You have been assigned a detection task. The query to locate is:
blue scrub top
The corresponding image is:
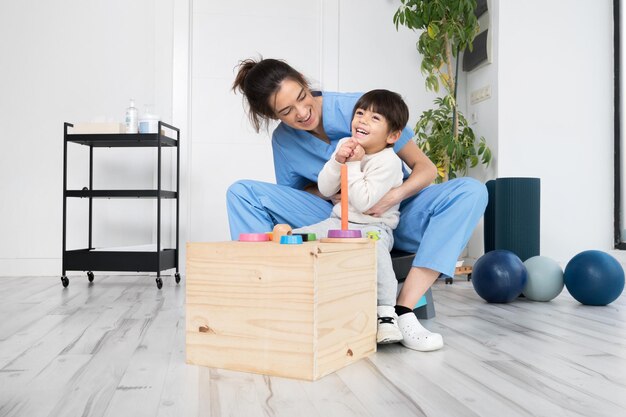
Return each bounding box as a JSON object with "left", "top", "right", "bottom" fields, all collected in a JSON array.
[{"left": 271, "top": 91, "right": 413, "bottom": 190}]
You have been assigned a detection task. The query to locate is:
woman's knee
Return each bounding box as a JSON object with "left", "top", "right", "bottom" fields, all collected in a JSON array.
[
  {"left": 452, "top": 177, "right": 488, "bottom": 209},
  {"left": 226, "top": 179, "right": 261, "bottom": 201}
]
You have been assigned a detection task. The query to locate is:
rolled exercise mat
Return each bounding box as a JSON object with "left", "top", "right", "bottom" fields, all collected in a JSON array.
[
  {"left": 484, "top": 180, "right": 497, "bottom": 253},
  {"left": 483, "top": 177, "right": 540, "bottom": 262}
]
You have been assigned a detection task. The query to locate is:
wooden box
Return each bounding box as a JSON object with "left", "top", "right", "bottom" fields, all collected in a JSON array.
[{"left": 186, "top": 240, "right": 377, "bottom": 381}]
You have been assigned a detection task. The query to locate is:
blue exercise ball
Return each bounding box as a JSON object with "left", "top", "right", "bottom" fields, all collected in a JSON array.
[
  {"left": 564, "top": 250, "right": 625, "bottom": 306},
  {"left": 472, "top": 250, "right": 527, "bottom": 303},
  {"left": 522, "top": 256, "right": 564, "bottom": 301}
]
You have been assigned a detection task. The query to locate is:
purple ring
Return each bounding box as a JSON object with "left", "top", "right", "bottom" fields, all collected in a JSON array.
[{"left": 327, "top": 229, "right": 362, "bottom": 238}]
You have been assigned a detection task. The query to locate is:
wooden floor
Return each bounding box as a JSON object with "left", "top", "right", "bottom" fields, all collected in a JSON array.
[{"left": 0, "top": 274, "right": 625, "bottom": 417}]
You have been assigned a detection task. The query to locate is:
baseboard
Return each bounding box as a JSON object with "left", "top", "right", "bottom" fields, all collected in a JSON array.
[
  {"left": 609, "top": 249, "right": 626, "bottom": 266},
  {"left": 0, "top": 258, "right": 62, "bottom": 277},
  {"left": 0, "top": 258, "right": 183, "bottom": 277}
]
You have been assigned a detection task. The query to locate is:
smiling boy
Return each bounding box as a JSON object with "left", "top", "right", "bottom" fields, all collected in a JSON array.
[{"left": 292, "top": 89, "right": 439, "bottom": 347}]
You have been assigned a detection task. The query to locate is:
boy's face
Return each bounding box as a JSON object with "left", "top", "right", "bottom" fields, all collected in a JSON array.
[{"left": 351, "top": 107, "right": 400, "bottom": 154}]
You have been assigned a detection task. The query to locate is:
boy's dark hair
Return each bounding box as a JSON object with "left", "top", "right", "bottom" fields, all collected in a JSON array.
[{"left": 352, "top": 89, "right": 409, "bottom": 134}]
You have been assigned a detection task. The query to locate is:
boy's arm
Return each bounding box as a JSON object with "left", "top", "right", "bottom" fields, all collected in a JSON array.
[
  {"left": 317, "top": 137, "right": 354, "bottom": 197},
  {"left": 346, "top": 152, "right": 404, "bottom": 213},
  {"left": 317, "top": 158, "right": 342, "bottom": 197}
]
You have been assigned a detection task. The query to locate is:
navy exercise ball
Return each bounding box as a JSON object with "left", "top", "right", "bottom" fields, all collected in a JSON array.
[
  {"left": 564, "top": 250, "right": 625, "bottom": 306},
  {"left": 472, "top": 250, "right": 528, "bottom": 303}
]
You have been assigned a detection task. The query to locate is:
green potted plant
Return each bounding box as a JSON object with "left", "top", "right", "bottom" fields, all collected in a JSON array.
[{"left": 393, "top": 0, "right": 491, "bottom": 182}]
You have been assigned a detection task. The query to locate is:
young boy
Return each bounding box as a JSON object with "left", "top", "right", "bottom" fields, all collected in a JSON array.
[{"left": 293, "top": 89, "right": 411, "bottom": 345}]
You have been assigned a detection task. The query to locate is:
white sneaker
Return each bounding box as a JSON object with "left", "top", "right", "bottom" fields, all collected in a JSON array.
[
  {"left": 377, "top": 306, "right": 403, "bottom": 344},
  {"left": 398, "top": 312, "right": 443, "bottom": 351}
]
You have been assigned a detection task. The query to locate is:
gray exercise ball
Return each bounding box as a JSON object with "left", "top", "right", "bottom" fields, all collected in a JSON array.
[{"left": 522, "top": 256, "right": 564, "bottom": 301}]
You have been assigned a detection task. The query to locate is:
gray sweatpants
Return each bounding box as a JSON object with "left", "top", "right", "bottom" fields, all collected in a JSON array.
[{"left": 292, "top": 218, "right": 397, "bottom": 306}]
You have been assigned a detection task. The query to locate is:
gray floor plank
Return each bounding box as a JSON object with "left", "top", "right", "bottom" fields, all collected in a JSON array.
[
  {"left": 47, "top": 318, "right": 150, "bottom": 417},
  {"left": 0, "top": 354, "right": 92, "bottom": 417},
  {"left": 0, "top": 276, "right": 625, "bottom": 417}
]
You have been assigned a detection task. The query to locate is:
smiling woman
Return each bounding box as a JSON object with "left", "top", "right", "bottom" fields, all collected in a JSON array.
[{"left": 228, "top": 57, "right": 488, "bottom": 352}]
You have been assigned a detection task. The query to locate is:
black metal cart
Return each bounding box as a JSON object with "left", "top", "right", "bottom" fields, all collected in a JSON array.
[{"left": 61, "top": 122, "right": 180, "bottom": 289}]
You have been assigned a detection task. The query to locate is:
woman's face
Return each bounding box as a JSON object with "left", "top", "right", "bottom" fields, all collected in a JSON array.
[{"left": 271, "top": 79, "right": 321, "bottom": 131}]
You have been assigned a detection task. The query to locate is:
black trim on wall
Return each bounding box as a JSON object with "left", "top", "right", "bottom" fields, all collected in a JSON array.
[{"left": 615, "top": 0, "right": 625, "bottom": 249}]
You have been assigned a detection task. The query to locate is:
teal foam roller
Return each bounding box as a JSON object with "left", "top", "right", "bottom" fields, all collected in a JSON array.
[{"left": 484, "top": 177, "right": 540, "bottom": 262}]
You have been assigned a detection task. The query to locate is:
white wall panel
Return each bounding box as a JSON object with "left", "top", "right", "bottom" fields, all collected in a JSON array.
[
  {"left": 188, "top": 0, "right": 323, "bottom": 242},
  {"left": 189, "top": 143, "right": 275, "bottom": 242},
  {"left": 497, "top": 0, "right": 613, "bottom": 264},
  {"left": 337, "top": 0, "right": 437, "bottom": 126},
  {"left": 192, "top": 14, "right": 320, "bottom": 80},
  {"left": 190, "top": 77, "right": 265, "bottom": 146},
  {"left": 0, "top": 0, "right": 175, "bottom": 276}
]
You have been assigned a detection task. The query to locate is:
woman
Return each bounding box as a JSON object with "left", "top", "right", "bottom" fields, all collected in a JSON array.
[{"left": 228, "top": 58, "right": 487, "bottom": 351}]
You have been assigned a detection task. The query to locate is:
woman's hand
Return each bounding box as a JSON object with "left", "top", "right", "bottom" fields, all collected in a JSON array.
[
  {"left": 364, "top": 187, "right": 402, "bottom": 217},
  {"left": 329, "top": 192, "right": 341, "bottom": 205},
  {"left": 305, "top": 183, "right": 341, "bottom": 205}
]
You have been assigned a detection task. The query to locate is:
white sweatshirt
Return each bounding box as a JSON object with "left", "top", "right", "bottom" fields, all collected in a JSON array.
[{"left": 318, "top": 137, "right": 404, "bottom": 229}]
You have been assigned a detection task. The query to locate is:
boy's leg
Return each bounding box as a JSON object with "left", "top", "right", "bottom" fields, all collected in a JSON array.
[
  {"left": 226, "top": 180, "right": 333, "bottom": 239},
  {"left": 361, "top": 225, "right": 397, "bottom": 306},
  {"left": 377, "top": 305, "right": 403, "bottom": 344},
  {"left": 361, "top": 225, "right": 403, "bottom": 344},
  {"left": 292, "top": 218, "right": 340, "bottom": 238}
]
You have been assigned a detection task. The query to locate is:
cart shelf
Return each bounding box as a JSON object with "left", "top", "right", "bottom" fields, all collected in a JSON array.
[
  {"left": 66, "top": 132, "right": 178, "bottom": 147},
  {"left": 66, "top": 190, "right": 177, "bottom": 198},
  {"left": 64, "top": 248, "right": 177, "bottom": 272}
]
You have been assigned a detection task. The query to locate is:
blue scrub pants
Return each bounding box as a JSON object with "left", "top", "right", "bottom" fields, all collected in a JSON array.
[{"left": 226, "top": 178, "right": 488, "bottom": 278}]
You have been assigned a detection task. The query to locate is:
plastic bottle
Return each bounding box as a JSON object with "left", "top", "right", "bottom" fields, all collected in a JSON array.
[
  {"left": 125, "top": 99, "right": 138, "bottom": 133},
  {"left": 139, "top": 105, "right": 160, "bottom": 134}
]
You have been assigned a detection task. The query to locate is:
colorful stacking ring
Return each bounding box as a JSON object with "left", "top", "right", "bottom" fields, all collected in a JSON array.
[
  {"left": 239, "top": 233, "right": 270, "bottom": 242},
  {"left": 327, "top": 229, "right": 362, "bottom": 238},
  {"left": 293, "top": 233, "right": 317, "bottom": 242},
  {"left": 280, "top": 235, "right": 303, "bottom": 245}
]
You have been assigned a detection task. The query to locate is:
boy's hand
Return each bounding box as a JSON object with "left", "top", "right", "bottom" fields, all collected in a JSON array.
[
  {"left": 334, "top": 139, "right": 358, "bottom": 163},
  {"left": 335, "top": 138, "right": 364, "bottom": 163},
  {"left": 346, "top": 142, "right": 365, "bottom": 162}
]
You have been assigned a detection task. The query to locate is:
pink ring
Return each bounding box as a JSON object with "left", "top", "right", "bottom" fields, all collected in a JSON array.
[{"left": 239, "top": 233, "right": 270, "bottom": 242}]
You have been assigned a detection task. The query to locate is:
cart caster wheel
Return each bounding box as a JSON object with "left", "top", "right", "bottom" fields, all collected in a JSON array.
[
  {"left": 175, "top": 273, "right": 181, "bottom": 284},
  {"left": 61, "top": 276, "right": 69, "bottom": 288},
  {"left": 156, "top": 278, "right": 163, "bottom": 289},
  {"left": 87, "top": 271, "right": 94, "bottom": 282},
  {"left": 467, "top": 273, "right": 472, "bottom": 282},
  {"left": 445, "top": 277, "right": 453, "bottom": 285}
]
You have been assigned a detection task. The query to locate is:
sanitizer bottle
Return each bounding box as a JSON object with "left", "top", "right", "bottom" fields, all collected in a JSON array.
[{"left": 125, "top": 99, "right": 138, "bottom": 133}]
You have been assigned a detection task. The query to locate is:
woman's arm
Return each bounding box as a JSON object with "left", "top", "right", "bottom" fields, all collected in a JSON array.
[{"left": 364, "top": 140, "right": 437, "bottom": 216}]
